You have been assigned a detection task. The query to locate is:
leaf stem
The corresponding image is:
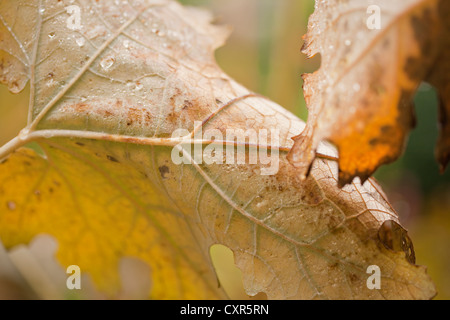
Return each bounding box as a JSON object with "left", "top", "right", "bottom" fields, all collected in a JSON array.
[
  {"left": 0, "top": 128, "right": 341, "bottom": 163},
  {"left": 0, "top": 128, "right": 293, "bottom": 161},
  {"left": 0, "top": 134, "right": 30, "bottom": 161}
]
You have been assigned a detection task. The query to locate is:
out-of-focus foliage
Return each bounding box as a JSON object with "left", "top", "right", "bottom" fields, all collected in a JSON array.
[{"left": 181, "top": 0, "right": 316, "bottom": 120}]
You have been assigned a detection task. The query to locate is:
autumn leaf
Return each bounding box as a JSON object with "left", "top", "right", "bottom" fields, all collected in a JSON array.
[
  {"left": 0, "top": 0, "right": 436, "bottom": 299},
  {"left": 288, "top": 0, "right": 450, "bottom": 186}
]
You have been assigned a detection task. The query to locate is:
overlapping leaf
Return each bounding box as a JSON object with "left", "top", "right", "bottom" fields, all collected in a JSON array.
[{"left": 289, "top": 0, "right": 450, "bottom": 186}]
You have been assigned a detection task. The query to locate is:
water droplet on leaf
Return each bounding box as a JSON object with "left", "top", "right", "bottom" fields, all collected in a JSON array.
[
  {"left": 76, "top": 37, "right": 85, "bottom": 47},
  {"left": 100, "top": 56, "right": 115, "bottom": 71}
]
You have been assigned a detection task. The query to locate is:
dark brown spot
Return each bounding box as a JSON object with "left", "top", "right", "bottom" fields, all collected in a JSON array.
[
  {"left": 107, "top": 155, "right": 119, "bottom": 163},
  {"left": 397, "top": 90, "right": 416, "bottom": 129},
  {"left": 438, "top": 0, "right": 450, "bottom": 29},
  {"left": 183, "top": 100, "right": 193, "bottom": 110},
  {"left": 349, "top": 274, "right": 359, "bottom": 283},
  {"left": 329, "top": 262, "right": 338, "bottom": 269},
  {"left": 127, "top": 107, "right": 143, "bottom": 126},
  {"left": 369, "top": 138, "right": 378, "bottom": 146},
  {"left": 159, "top": 165, "right": 170, "bottom": 179},
  {"left": 380, "top": 125, "right": 393, "bottom": 135},
  {"left": 410, "top": 8, "right": 433, "bottom": 57},
  {"left": 404, "top": 8, "right": 437, "bottom": 82}
]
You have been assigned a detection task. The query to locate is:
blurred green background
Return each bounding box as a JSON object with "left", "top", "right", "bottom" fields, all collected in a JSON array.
[{"left": 1, "top": 0, "right": 449, "bottom": 300}]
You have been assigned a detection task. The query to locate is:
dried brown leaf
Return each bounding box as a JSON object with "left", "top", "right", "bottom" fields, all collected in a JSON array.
[{"left": 289, "top": 0, "right": 450, "bottom": 185}]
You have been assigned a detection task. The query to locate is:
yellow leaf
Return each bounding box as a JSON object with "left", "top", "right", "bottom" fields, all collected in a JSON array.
[{"left": 0, "top": 146, "right": 225, "bottom": 299}]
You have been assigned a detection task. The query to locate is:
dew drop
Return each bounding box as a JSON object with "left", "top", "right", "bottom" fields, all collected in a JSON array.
[
  {"left": 353, "top": 83, "right": 361, "bottom": 92},
  {"left": 256, "top": 200, "right": 268, "bottom": 209},
  {"left": 76, "top": 37, "right": 85, "bottom": 47},
  {"left": 48, "top": 32, "right": 56, "bottom": 40},
  {"left": 42, "top": 131, "right": 53, "bottom": 139},
  {"left": 344, "top": 39, "right": 352, "bottom": 46},
  {"left": 100, "top": 56, "right": 115, "bottom": 71},
  {"left": 123, "top": 40, "right": 130, "bottom": 49},
  {"left": 46, "top": 78, "right": 55, "bottom": 87}
]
